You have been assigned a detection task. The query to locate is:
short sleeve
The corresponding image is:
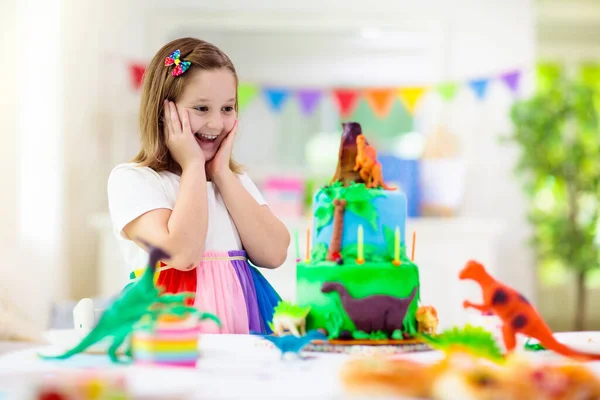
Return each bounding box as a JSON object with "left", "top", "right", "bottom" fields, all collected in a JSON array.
[
  {"left": 107, "top": 164, "right": 172, "bottom": 238},
  {"left": 238, "top": 173, "right": 267, "bottom": 206}
]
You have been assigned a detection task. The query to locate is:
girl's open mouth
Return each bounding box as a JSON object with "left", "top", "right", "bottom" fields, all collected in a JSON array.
[{"left": 195, "top": 133, "right": 218, "bottom": 143}]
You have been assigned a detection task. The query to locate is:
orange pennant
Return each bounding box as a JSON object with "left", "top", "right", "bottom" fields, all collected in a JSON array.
[
  {"left": 364, "top": 88, "right": 396, "bottom": 118},
  {"left": 397, "top": 87, "right": 427, "bottom": 114}
]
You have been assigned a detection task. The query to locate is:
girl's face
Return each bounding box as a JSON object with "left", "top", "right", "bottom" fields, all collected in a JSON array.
[{"left": 176, "top": 68, "right": 237, "bottom": 162}]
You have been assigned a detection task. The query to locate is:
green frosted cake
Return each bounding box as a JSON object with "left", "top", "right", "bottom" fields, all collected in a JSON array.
[{"left": 295, "top": 122, "right": 421, "bottom": 341}]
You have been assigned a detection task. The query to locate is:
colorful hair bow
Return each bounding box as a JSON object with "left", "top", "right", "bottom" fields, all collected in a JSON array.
[{"left": 164, "top": 49, "right": 191, "bottom": 77}]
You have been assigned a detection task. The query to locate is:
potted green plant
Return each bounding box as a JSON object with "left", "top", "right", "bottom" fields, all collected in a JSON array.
[{"left": 506, "top": 66, "right": 600, "bottom": 331}]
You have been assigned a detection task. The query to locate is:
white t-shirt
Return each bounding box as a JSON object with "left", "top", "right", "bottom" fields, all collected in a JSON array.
[{"left": 107, "top": 163, "right": 267, "bottom": 273}]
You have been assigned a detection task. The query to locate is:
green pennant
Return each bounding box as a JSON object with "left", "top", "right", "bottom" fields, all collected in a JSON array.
[
  {"left": 436, "top": 82, "right": 458, "bottom": 102},
  {"left": 237, "top": 83, "right": 259, "bottom": 111}
]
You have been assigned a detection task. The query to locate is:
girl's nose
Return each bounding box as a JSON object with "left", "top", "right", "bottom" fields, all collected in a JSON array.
[{"left": 205, "top": 114, "right": 224, "bottom": 132}]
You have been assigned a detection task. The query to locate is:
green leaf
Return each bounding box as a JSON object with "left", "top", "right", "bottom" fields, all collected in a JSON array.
[
  {"left": 346, "top": 202, "right": 378, "bottom": 230},
  {"left": 311, "top": 242, "right": 328, "bottom": 262},
  {"left": 314, "top": 205, "right": 333, "bottom": 234},
  {"left": 382, "top": 225, "right": 396, "bottom": 259},
  {"left": 352, "top": 330, "right": 370, "bottom": 340},
  {"left": 391, "top": 330, "right": 404, "bottom": 340}
]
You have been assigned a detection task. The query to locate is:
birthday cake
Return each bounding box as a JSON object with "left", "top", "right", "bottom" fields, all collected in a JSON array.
[{"left": 295, "top": 122, "right": 428, "bottom": 341}]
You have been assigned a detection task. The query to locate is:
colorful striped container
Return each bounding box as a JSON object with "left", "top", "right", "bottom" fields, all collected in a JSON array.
[{"left": 131, "top": 316, "right": 201, "bottom": 368}]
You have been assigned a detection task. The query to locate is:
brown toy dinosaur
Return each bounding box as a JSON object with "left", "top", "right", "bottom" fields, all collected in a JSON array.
[
  {"left": 460, "top": 260, "right": 600, "bottom": 361},
  {"left": 322, "top": 282, "right": 417, "bottom": 334},
  {"left": 353, "top": 134, "right": 395, "bottom": 190},
  {"left": 331, "top": 122, "right": 364, "bottom": 186}
]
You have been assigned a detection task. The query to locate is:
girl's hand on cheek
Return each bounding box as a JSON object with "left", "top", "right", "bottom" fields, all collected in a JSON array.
[
  {"left": 163, "top": 100, "right": 205, "bottom": 170},
  {"left": 206, "top": 120, "right": 238, "bottom": 184}
]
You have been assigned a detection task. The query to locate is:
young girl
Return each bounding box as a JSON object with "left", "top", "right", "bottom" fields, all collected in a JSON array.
[{"left": 107, "top": 37, "right": 290, "bottom": 334}]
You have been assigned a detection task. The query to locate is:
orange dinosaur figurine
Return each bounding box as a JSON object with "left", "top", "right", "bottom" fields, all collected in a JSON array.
[
  {"left": 459, "top": 260, "right": 600, "bottom": 361},
  {"left": 353, "top": 134, "right": 395, "bottom": 190}
]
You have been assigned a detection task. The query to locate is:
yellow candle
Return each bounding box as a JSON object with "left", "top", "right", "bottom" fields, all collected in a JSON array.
[
  {"left": 357, "top": 225, "right": 364, "bottom": 264},
  {"left": 305, "top": 227, "right": 311, "bottom": 262},
  {"left": 393, "top": 226, "right": 401, "bottom": 266}
]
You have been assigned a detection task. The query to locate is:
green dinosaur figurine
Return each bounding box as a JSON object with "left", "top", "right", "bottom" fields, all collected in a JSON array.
[
  {"left": 268, "top": 301, "right": 311, "bottom": 337},
  {"left": 418, "top": 324, "right": 504, "bottom": 363},
  {"left": 39, "top": 240, "right": 220, "bottom": 363}
]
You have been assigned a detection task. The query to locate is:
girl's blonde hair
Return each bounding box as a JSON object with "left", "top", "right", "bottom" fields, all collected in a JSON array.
[{"left": 133, "top": 37, "right": 242, "bottom": 174}]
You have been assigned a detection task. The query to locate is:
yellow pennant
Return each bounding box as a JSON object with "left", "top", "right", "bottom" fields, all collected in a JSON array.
[{"left": 397, "top": 87, "right": 427, "bottom": 114}]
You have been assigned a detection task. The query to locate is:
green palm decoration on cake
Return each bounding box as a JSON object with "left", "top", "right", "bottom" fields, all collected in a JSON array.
[{"left": 314, "top": 182, "right": 384, "bottom": 261}]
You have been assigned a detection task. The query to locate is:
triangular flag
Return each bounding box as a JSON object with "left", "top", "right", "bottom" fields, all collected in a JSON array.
[
  {"left": 364, "top": 88, "right": 395, "bottom": 118},
  {"left": 500, "top": 70, "right": 521, "bottom": 94},
  {"left": 238, "top": 83, "right": 259, "bottom": 111},
  {"left": 332, "top": 89, "right": 360, "bottom": 118},
  {"left": 397, "top": 87, "right": 427, "bottom": 114},
  {"left": 296, "top": 89, "right": 323, "bottom": 116},
  {"left": 436, "top": 82, "right": 458, "bottom": 102},
  {"left": 263, "top": 88, "right": 290, "bottom": 112},
  {"left": 468, "top": 78, "right": 490, "bottom": 100},
  {"left": 129, "top": 63, "right": 146, "bottom": 91}
]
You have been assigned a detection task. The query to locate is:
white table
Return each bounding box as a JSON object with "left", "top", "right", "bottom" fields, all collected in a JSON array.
[
  {"left": 0, "top": 334, "right": 445, "bottom": 399},
  {"left": 2, "top": 331, "right": 600, "bottom": 399}
]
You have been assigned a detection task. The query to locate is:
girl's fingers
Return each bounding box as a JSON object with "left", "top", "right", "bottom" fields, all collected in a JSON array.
[
  {"left": 223, "top": 120, "right": 238, "bottom": 150},
  {"left": 169, "top": 101, "right": 182, "bottom": 134},
  {"left": 163, "top": 100, "right": 172, "bottom": 139},
  {"left": 180, "top": 106, "right": 192, "bottom": 134}
]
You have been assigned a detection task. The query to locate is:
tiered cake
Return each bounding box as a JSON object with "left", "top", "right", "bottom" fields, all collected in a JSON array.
[{"left": 295, "top": 122, "right": 421, "bottom": 340}]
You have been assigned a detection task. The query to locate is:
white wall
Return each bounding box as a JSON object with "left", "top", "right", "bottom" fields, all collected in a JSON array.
[
  {"left": 143, "top": 0, "right": 536, "bottom": 296},
  {"left": 10, "top": 0, "right": 537, "bottom": 311},
  {"left": 0, "top": 0, "right": 64, "bottom": 329}
]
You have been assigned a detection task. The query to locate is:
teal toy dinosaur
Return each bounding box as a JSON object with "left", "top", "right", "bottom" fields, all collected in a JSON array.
[
  {"left": 260, "top": 330, "right": 327, "bottom": 360},
  {"left": 39, "top": 240, "right": 220, "bottom": 363}
]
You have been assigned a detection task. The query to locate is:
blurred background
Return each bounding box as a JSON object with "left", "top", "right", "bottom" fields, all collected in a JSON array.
[{"left": 2, "top": 0, "right": 600, "bottom": 332}]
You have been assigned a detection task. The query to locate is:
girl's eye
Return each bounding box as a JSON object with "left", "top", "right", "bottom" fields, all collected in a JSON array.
[
  {"left": 194, "top": 106, "right": 209, "bottom": 112},
  {"left": 222, "top": 106, "right": 235, "bottom": 112}
]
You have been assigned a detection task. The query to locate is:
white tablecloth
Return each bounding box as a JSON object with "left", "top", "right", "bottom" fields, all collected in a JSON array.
[
  {"left": 0, "top": 334, "right": 446, "bottom": 399},
  {"left": 2, "top": 333, "right": 600, "bottom": 399}
]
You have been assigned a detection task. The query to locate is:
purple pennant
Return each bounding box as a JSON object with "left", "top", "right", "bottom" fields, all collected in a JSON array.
[
  {"left": 500, "top": 70, "right": 521, "bottom": 94},
  {"left": 296, "top": 89, "right": 322, "bottom": 116}
]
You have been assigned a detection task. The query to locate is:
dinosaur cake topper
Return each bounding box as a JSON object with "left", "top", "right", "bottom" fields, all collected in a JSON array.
[
  {"left": 330, "top": 122, "right": 395, "bottom": 190},
  {"left": 460, "top": 260, "right": 600, "bottom": 361}
]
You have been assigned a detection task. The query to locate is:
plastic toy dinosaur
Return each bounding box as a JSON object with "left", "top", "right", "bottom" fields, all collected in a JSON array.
[
  {"left": 416, "top": 305, "right": 439, "bottom": 335},
  {"left": 260, "top": 330, "right": 327, "bottom": 360},
  {"left": 460, "top": 260, "right": 600, "bottom": 361},
  {"left": 419, "top": 324, "right": 504, "bottom": 363},
  {"left": 353, "top": 134, "right": 394, "bottom": 190},
  {"left": 268, "top": 301, "right": 311, "bottom": 337},
  {"left": 39, "top": 241, "right": 220, "bottom": 363}
]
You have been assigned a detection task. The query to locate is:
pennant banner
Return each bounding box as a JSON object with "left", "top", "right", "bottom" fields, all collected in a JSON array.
[
  {"left": 124, "top": 60, "right": 525, "bottom": 117},
  {"left": 397, "top": 87, "right": 427, "bottom": 114},
  {"left": 238, "top": 83, "right": 259, "bottom": 111},
  {"left": 128, "top": 63, "right": 146, "bottom": 91},
  {"left": 437, "top": 82, "right": 459, "bottom": 102},
  {"left": 500, "top": 70, "right": 521, "bottom": 94},
  {"left": 263, "top": 88, "right": 290, "bottom": 112},
  {"left": 364, "top": 88, "right": 396, "bottom": 119},
  {"left": 332, "top": 89, "right": 360, "bottom": 118},
  {"left": 469, "top": 78, "right": 490, "bottom": 100},
  {"left": 296, "top": 89, "right": 323, "bottom": 116}
]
